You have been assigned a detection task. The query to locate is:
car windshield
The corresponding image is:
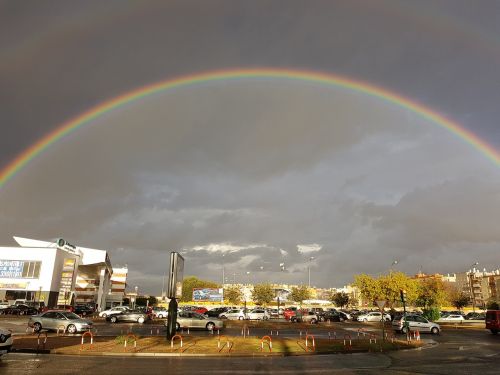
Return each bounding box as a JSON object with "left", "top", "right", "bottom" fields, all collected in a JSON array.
[{"left": 61, "top": 312, "right": 81, "bottom": 320}]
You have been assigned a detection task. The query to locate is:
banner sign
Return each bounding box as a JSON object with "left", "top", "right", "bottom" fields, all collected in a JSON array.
[
  {"left": 192, "top": 288, "right": 223, "bottom": 302},
  {"left": 0, "top": 260, "right": 25, "bottom": 278}
]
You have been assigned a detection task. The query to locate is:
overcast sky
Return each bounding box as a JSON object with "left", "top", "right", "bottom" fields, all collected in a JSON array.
[{"left": 1, "top": 1, "right": 500, "bottom": 294}]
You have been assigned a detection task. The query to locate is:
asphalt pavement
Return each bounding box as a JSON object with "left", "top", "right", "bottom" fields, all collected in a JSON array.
[{"left": 1, "top": 316, "right": 498, "bottom": 374}]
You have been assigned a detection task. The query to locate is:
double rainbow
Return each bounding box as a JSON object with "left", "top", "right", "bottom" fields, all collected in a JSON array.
[{"left": 1, "top": 68, "right": 499, "bottom": 189}]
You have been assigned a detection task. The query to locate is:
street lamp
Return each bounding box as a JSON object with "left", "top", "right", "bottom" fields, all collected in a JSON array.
[
  {"left": 308, "top": 257, "right": 315, "bottom": 288},
  {"left": 469, "top": 262, "right": 479, "bottom": 313}
]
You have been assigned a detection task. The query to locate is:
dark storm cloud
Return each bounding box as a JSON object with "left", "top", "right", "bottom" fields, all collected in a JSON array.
[{"left": 1, "top": 1, "right": 500, "bottom": 292}]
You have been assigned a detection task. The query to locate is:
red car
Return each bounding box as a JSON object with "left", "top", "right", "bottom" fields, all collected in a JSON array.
[
  {"left": 283, "top": 307, "right": 298, "bottom": 320},
  {"left": 486, "top": 310, "right": 500, "bottom": 334},
  {"left": 194, "top": 307, "right": 208, "bottom": 314}
]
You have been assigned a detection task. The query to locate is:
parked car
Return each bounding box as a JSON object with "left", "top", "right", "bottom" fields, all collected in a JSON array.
[
  {"left": 338, "top": 311, "right": 352, "bottom": 321},
  {"left": 269, "top": 308, "right": 284, "bottom": 318},
  {"left": 205, "top": 307, "right": 229, "bottom": 318},
  {"left": 99, "top": 306, "right": 130, "bottom": 318},
  {"left": 392, "top": 314, "right": 440, "bottom": 334},
  {"left": 168, "top": 311, "right": 224, "bottom": 331},
  {"left": 438, "top": 314, "right": 465, "bottom": 322},
  {"left": 283, "top": 307, "right": 298, "bottom": 320},
  {"left": 357, "top": 311, "right": 391, "bottom": 322},
  {"left": 1, "top": 304, "right": 38, "bottom": 316},
  {"left": 465, "top": 312, "right": 486, "bottom": 320},
  {"left": 74, "top": 305, "right": 95, "bottom": 316},
  {"left": 152, "top": 307, "right": 169, "bottom": 319},
  {"left": 485, "top": 310, "right": 499, "bottom": 334},
  {"left": 0, "top": 328, "right": 13, "bottom": 356},
  {"left": 291, "top": 311, "right": 319, "bottom": 324},
  {"left": 109, "top": 310, "right": 149, "bottom": 324},
  {"left": 0, "top": 302, "right": 10, "bottom": 310},
  {"left": 194, "top": 306, "right": 208, "bottom": 314},
  {"left": 246, "top": 308, "right": 270, "bottom": 320},
  {"left": 322, "top": 311, "right": 345, "bottom": 322},
  {"left": 29, "top": 311, "right": 93, "bottom": 334},
  {"left": 219, "top": 308, "right": 247, "bottom": 320}
]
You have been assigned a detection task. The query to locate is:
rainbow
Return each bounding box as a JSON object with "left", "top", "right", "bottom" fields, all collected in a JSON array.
[{"left": 1, "top": 68, "right": 499, "bottom": 189}]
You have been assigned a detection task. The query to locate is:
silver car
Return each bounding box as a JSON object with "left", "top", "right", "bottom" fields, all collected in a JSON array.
[
  {"left": 166, "top": 311, "right": 223, "bottom": 331},
  {"left": 29, "top": 311, "right": 93, "bottom": 334},
  {"left": 392, "top": 314, "right": 440, "bottom": 334}
]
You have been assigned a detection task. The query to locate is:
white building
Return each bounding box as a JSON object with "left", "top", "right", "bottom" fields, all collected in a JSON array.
[
  {"left": 105, "top": 266, "right": 128, "bottom": 308},
  {"left": 0, "top": 236, "right": 113, "bottom": 310}
]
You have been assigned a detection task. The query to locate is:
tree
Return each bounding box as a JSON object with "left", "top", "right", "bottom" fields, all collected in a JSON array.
[
  {"left": 224, "top": 285, "right": 243, "bottom": 305},
  {"left": 251, "top": 283, "right": 275, "bottom": 305},
  {"left": 353, "top": 274, "right": 381, "bottom": 306},
  {"left": 289, "top": 285, "right": 311, "bottom": 305},
  {"left": 354, "top": 272, "right": 419, "bottom": 308},
  {"left": 450, "top": 291, "right": 470, "bottom": 310},
  {"left": 415, "top": 278, "right": 448, "bottom": 309},
  {"left": 181, "top": 276, "right": 220, "bottom": 302},
  {"left": 330, "top": 292, "right": 349, "bottom": 308},
  {"left": 487, "top": 301, "right": 499, "bottom": 310}
]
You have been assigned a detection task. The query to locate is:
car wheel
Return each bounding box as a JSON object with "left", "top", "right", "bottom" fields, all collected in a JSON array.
[
  {"left": 19, "top": 311, "right": 25, "bottom": 316},
  {"left": 311, "top": 318, "right": 318, "bottom": 324},
  {"left": 102, "top": 313, "right": 107, "bottom": 318},
  {"left": 431, "top": 327, "right": 439, "bottom": 335},
  {"left": 176, "top": 322, "right": 180, "bottom": 331},
  {"left": 363, "top": 318, "right": 367, "bottom": 322},
  {"left": 33, "top": 322, "right": 42, "bottom": 333},
  {"left": 238, "top": 316, "right": 244, "bottom": 320},
  {"left": 138, "top": 317, "right": 145, "bottom": 324},
  {"left": 206, "top": 322, "right": 215, "bottom": 331},
  {"left": 385, "top": 318, "right": 391, "bottom": 322},
  {"left": 158, "top": 314, "right": 163, "bottom": 319},
  {"left": 67, "top": 324, "right": 77, "bottom": 334},
  {"left": 291, "top": 317, "right": 296, "bottom": 323},
  {"left": 110, "top": 316, "right": 118, "bottom": 323},
  {"left": 220, "top": 315, "right": 227, "bottom": 320},
  {"left": 263, "top": 316, "right": 269, "bottom": 320},
  {"left": 401, "top": 326, "right": 408, "bottom": 334}
]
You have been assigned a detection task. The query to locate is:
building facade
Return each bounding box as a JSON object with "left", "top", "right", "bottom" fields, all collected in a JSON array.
[{"left": 0, "top": 236, "right": 114, "bottom": 311}]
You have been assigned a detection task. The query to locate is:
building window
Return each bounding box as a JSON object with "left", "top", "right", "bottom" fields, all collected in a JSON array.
[{"left": 21, "top": 261, "right": 42, "bottom": 278}]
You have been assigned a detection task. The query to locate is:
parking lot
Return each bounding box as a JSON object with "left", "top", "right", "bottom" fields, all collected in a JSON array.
[{"left": 0, "top": 313, "right": 498, "bottom": 374}]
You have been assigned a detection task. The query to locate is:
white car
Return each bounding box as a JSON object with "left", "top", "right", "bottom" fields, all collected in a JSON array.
[
  {"left": 357, "top": 311, "right": 391, "bottom": 322},
  {"left": 246, "top": 308, "right": 270, "bottom": 320},
  {"left": 153, "top": 308, "right": 169, "bottom": 319},
  {"left": 0, "top": 302, "right": 9, "bottom": 310},
  {"left": 219, "top": 308, "right": 247, "bottom": 320},
  {"left": 438, "top": 314, "right": 465, "bottom": 322},
  {"left": 99, "top": 306, "right": 130, "bottom": 318},
  {"left": 0, "top": 328, "right": 13, "bottom": 357}
]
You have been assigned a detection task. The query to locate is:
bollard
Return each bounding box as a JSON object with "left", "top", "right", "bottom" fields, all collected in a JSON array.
[
  {"left": 415, "top": 330, "right": 420, "bottom": 341},
  {"left": 241, "top": 325, "right": 250, "bottom": 338},
  {"left": 369, "top": 333, "right": 377, "bottom": 344},
  {"left": 217, "top": 335, "right": 229, "bottom": 349},
  {"left": 270, "top": 330, "right": 279, "bottom": 336},
  {"left": 261, "top": 336, "right": 272, "bottom": 352},
  {"left": 171, "top": 334, "right": 183, "bottom": 349},
  {"left": 124, "top": 333, "right": 137, "bottom": 349},
  {"left": 182, "top": 326, "right": 190, "bottom": 334},
  {"left": 80, "top": 331, "right": 94, "bottom": 351},
  {"left": 305, "top": 334, "right": 315, "bottom": 352},
  {"left": 57, "top": 325, "right": 66, "bottom": 336},
  {"left": 37, "top": 332, "right": 48, "bottom": 351},
  {"left": 343, "top": 334, "right": 352, "bottom": 349}
]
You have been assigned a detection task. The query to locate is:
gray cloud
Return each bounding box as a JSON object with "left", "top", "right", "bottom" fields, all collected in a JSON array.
[{"left": 1, "top": 1, "right": 500, "bottom": 293}]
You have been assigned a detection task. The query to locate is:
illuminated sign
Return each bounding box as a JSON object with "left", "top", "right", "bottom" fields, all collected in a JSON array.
[
  {"left": 192, "top": 288, "right": 223, "bottom": 302},
  {"left": 0, "top": 260, "right": 25, "bottom": 278},
  {"left": 0, "top": 282, "right": 27, "bottom": 290}
]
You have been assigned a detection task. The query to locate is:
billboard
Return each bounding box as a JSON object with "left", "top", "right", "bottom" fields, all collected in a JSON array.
[
  {"left": 167, "top": 252, "right": 184, "bottom": 299},
  {"left": 192, "top": 288, "right": 223, "bottom": 302},
  {"left": 0, "top": 260, "right": 25, "bottom": 278}
]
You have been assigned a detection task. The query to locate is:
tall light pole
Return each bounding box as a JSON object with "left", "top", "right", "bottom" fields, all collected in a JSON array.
[
  {"left": 308, "top": 257, "right": 315, "bottom": 288},
  {"left": 469, "top": 262, "right": 479, "bottom": 313},
  {"left": 222, "top": 254, "right": 225, "bottom": 287}
]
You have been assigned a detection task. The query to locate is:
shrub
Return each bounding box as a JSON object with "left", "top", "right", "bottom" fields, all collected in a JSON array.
[{"left": 422, "top": 307, "right": 440, "bottom": 322}]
